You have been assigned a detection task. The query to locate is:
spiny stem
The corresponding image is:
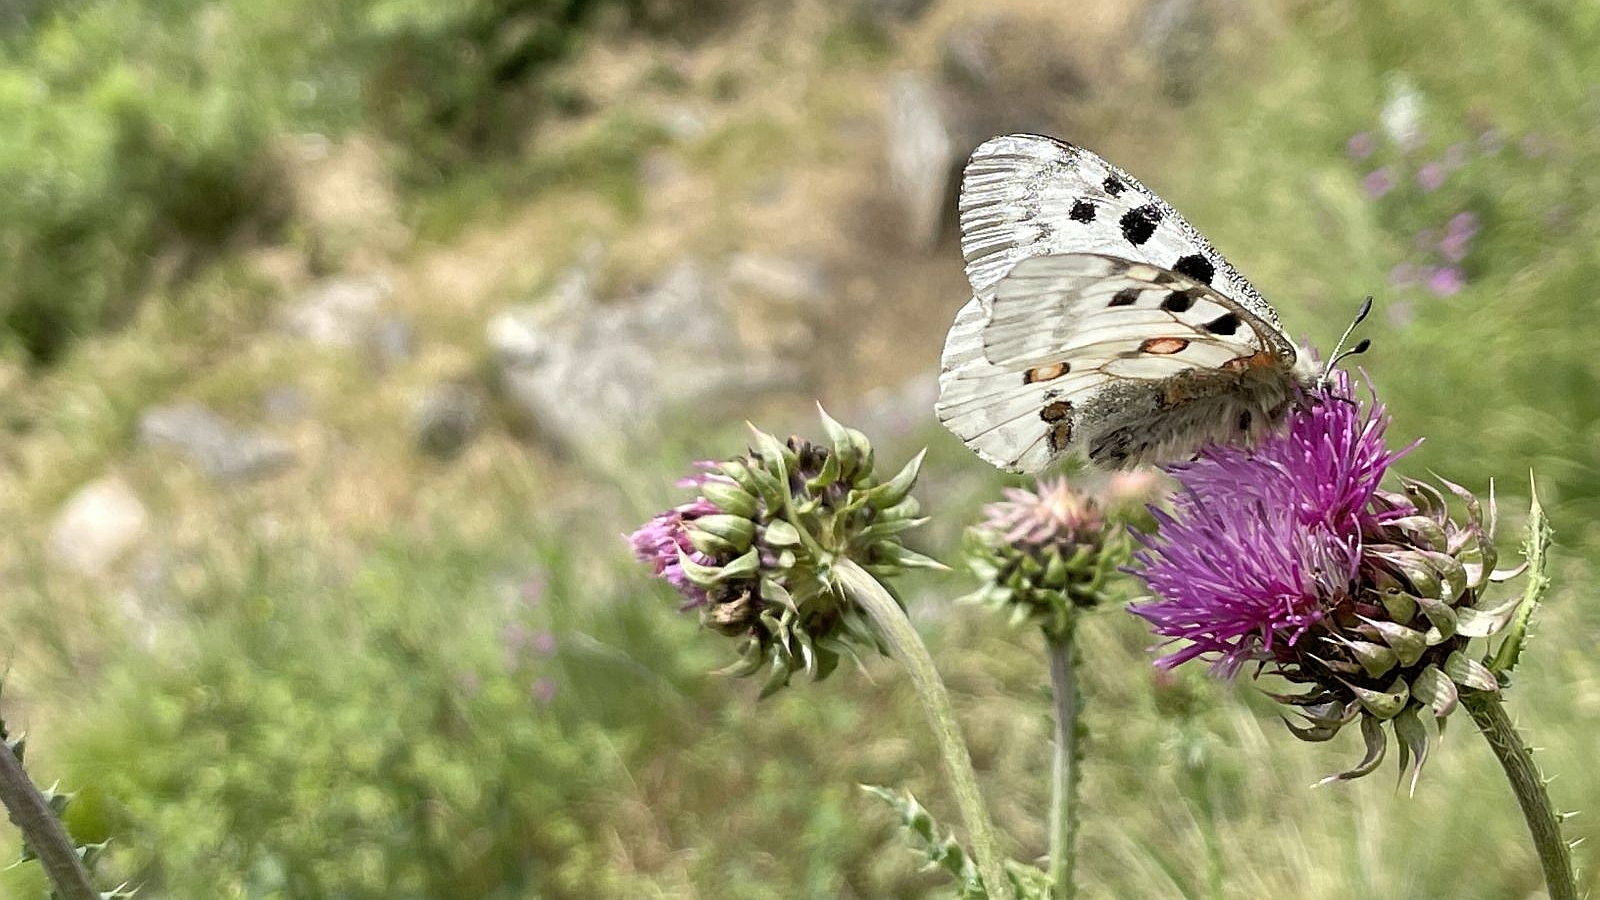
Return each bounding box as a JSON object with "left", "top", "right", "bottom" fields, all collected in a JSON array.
[
  {"left": 1463, "top": 691, "right": 1577, "bottom": 900},
  {"left": 835, "top": 559, "right": 1016, "bottom": 900},
  {"left": 0, "top": 735, "right": 99, "bottom": 900},
  {"left": 1046, "top": 631, "right": 1081, "bottom": 900}
]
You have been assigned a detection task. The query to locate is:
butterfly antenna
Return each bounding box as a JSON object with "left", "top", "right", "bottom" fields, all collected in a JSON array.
[{"left": 1322, "top": 295, "right": 1374, "bottom": 380}]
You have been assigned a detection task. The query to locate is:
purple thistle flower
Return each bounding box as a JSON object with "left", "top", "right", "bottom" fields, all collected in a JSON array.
[
  {"left": 1126, "top": 367, "right": 1542, "bottom": 785},
  {"left": 1130, "top": 370, "right": 1413, "bottom": 674},
  {"left": 628, "top": 482, "right": 723, "bottom": 606}
]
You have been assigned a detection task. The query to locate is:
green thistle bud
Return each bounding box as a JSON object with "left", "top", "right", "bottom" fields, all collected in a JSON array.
[
  {"left": 963, "top": 477, "right": 1131, "bottom": 639},
  {"left": 630, "top": 408, "right": 941, "bottom": 695}
]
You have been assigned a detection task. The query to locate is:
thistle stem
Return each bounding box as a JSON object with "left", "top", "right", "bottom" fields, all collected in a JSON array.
[
  {"left": 1045, "top": 631, "right": 1080, "bottom": 900},
  {"left": 836, "top": 559, "right": 1015, "bottom": 900},
  {"left": 1463, "top": 691, "right": 1576, "bottom": 900},
  {"left": 0, "top": 737, "right": 99, "bottom": 900}
]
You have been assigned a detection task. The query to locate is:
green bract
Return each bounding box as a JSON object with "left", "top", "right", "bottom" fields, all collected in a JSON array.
[{"left": 1276, "top": 477, "right": 1546, "bottom": 789}]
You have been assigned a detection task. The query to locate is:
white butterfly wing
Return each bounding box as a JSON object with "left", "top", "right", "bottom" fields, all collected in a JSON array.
[
  {"left": 959, "top": 133, "right": 1286, "bottom": 334},
  {"left": 936, "top": 253, "right": 1296, "bottom": 473}
]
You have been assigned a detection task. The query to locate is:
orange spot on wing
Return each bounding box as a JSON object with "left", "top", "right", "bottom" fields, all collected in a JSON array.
[
  {"left": 1139, "top": 337, "right": 1190, "bottom": 355},
  {"left": 1025, "top": 362, "right": 1071, "bottom": 383}
]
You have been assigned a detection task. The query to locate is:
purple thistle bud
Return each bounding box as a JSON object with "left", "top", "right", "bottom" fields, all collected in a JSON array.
[
  {"left": 1362, "top": 167, "right": 1396, "bottom": 199},
  {"left": 628, "top": 410, "right": 939, "bottom": 695},
  {"left": 965, "top": 477, "right": 1130, "bottom": 637}
]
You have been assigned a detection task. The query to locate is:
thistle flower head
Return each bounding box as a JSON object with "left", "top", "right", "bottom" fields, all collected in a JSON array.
[
  {"left": 1130, "top": 370, "right": 1539, "bottom": 786},
  {"left": 965, "top": 477, "right": 1131, "bottom": 638},
  {"left": 629, "top": 408, "right": 939, "bottom": 695}
]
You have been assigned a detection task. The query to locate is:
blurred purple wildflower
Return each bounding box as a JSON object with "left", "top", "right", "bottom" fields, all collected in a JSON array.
[
  {"left": 532, "top": 677, "right": 558, "bottom": 705},
  {"left": 1386, "top": 301, "right": 1416, "bottom": 328},
  {"left": 1389, "top": 262, "right": 1421, "bottom": 288},
  {"left": 1362, "top": 167, "right": 1395, "bottom": 199},
  {"left": 1346, "top": 131, "right": 1376, "bottom": 160},
  {"left": 1417, "top": 162, "right": 1447, "bottom": 192},
  {"left": 1427, "top": 266, "right": 1466, "bottom": 296},
  {"left": 1443, "top": 142, "right": 1468, "bottom": 168},
  {"left": 1439, "top": 233, "right": 1471, "bottom": 264},
  {"left": 1130, "top": 370, "right": 1414, "bottom": 674}
]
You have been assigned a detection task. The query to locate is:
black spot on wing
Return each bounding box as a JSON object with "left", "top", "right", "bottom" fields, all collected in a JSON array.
[
  {"left": 1203, "top": 312, "right": 1241, "bottom": 335},
  {"left": 1069, "top": 199, "right": 1096, "bottom": 223},
  {"left": 1108, "top": 288, "right": 1141, "bottom": 307},
  {"left": 1172, "top": 254, "right": 1215, "bottom": 285},
  {"left": 1161, "top": 290, "right": 1195, "bottom": 313},
  {"left": 1040, "top": 400, "right": 1074, "bottom": 422},
  {"left": 1119, "top": 204, "right": 1163, "bottom": 246},
  {"left": 1102, "top": 175, "right": 1126, "bottom": 196}
]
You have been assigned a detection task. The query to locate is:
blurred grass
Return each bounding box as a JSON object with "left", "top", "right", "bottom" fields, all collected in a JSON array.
[{"left": 5, "top": 0, "right": 1600, "bottom": 898}]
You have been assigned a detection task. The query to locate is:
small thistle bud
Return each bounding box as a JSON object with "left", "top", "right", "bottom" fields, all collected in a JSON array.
[
  {"left": 963, "top": 477, "right": 1131, "bottom": 638},
  {"left": 1129, "top": 370, "right": 1542, "bottom": 787},
  {"left": 629, "top": 407, "right": 940, "bottom": 695}
]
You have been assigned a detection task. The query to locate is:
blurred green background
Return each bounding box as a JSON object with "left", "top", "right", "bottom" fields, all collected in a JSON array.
[{"left": 2, "top": 0, "right": 1599, "bottom": 897}]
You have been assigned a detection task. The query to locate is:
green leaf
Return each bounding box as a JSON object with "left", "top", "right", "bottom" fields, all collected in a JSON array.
[
  {"left": 861, "top": 785, "right": 986, "bottom": 898},
  {"left": 1409, "top": 664, "right": 1459, "bottom": 719},
  {"left": 1488, "top": 478, "right": 1550, "bottom": 675},
  {"left": 865, "top": 448, "right": 926, "bottom": 509}
]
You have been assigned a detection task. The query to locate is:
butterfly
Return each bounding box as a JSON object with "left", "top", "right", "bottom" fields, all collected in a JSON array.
[{"left": 936, "top": 133, "right": 1348, "bottom": 473}]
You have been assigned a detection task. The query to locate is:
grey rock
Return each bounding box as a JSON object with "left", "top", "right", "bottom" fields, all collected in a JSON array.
[
  {"left": 658, "top": 106, "right": 707, "bottom": 141},
  {"left": 1138, "top": 0, "right": 1215, "bottom": 103},
  {"left": 139, "top": 402, "right": 296, "bottom": 482},
  {"left": 369, "top": 315, "right": 416, "bottom": 371},
  {"left": 724, "top": 254, "right": 830, "bottom": 307},
  {"left": 489, "top": 258, "right": 797, "bottom": 465},
  {"left": 857, "top": 0, "right": 935, "bottom": 23},
  {"left": 48, "top": 476, "right": 149, "bottom": 575},
  {"left": 262, "top": 385, "right": 311, "bottom": 422},
  {"left": 886, "top": 72, "right": 957, "bottom": 251},
  {"left": 283, "top": 275, "right": 390, "bottom": 348},
  {"left": 412, "top": 383, "right": 483, "bottom": 460}
]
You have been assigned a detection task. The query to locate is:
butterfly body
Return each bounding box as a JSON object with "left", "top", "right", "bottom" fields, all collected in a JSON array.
[{"left": 937, "top": 134, "right": 1318, "bottom": 472}]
